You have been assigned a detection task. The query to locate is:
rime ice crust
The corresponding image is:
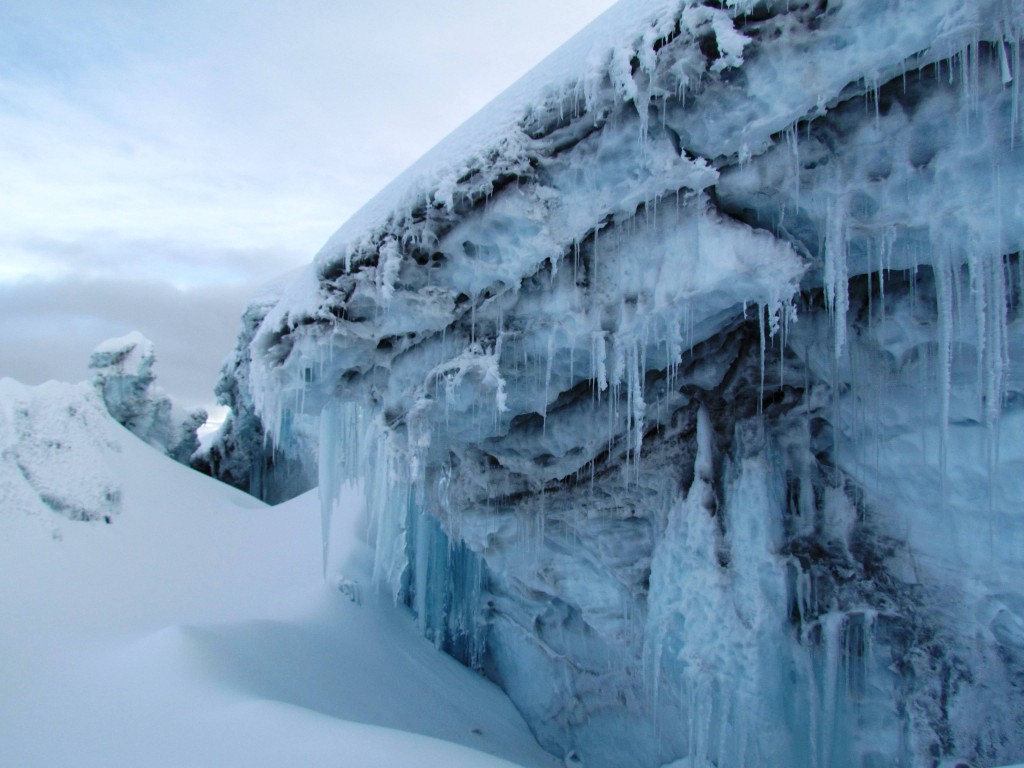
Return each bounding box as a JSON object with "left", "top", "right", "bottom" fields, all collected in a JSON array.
[
  {"left": 89, "top": 332, "right": 206, "bottom": 465},
  {"left": 224, "top": 2, "right": 1024, "bottom": 766},
  {"left": 0, "top": 378, "right": 123, "bottom": 525}
]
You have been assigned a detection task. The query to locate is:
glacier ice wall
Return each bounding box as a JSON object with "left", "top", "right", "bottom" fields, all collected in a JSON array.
[
  {"left": 195, "top": 284, "right": 318, "bottom": 503},
  {"left": 225, "top": 1, "right": 1024, "bottom": 765}
]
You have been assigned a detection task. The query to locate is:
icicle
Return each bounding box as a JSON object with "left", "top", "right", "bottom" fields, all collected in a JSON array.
[
  {"left": 573, "top": 239, "right": 580, "bottom": 285},
  {"left": 758, "top": 302, "right": 766, "bottom": 414},
  {"left": 879, "top": 226, "right": 894, "bottom": 321},
  {"left": 993, "top": 254, "right": 1010, "bottom": 424},
  {"left": 1000, "top": 37, "right": 1014, "bottom": 85},
  {"left": 1013, "top": 35, "right": 1021, "bottom": 146},
  {"left": 610, "top": 333, "right": 625, "bottom": 392},
  {"left": 820, "top": 611, "right": 846, "bottom": 768},
  {"left": 569, "top": 330, "right": 575, "bottom": 384},
  {"left": 630, "top": 339, "right": 646, "bottom": 481},
  {"left": 414, "top": 508, "right": 431, "bottom": 635},
  {"left": 318, "top": 403, "right": 338, "bottom": 578},
  {"left": 934, "top": 253, "right": 953, "bottom": 491},
  {"left": 824, "top": 192, "right": 849, "bottom": 359},
  {"left": 470, "top": 293, "right": 477, "bottom": 343},
  {"left": 376, "top": 237, "right": 402, "bottom": 308},
  {"left": 787, "top": 124, "right": 801, "bottom": 206},
  {"left": 858, "top": 611, "right": 878, "bottom": 701},
  {"left": 865, "top": 74, "right": 880, "bottom": 128},
  {"left": 543, "top": 328, "right": 555, "bottom": 433},
  {"left": 968, "top": 249, "right": 989, "bottom": 423},
  {"left": 795, "top": 562, "right": 813, "bottom": 624},
  {"left": 965, "top": 35, "right": 981, "bottom": 115},
  {"left": 593, "top": 331, "right": 608, "bottom": 399}
]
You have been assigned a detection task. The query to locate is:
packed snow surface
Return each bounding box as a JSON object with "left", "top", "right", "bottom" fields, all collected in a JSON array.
[{"left": 0, "top": 378, "right": 558, "bottom": 768}]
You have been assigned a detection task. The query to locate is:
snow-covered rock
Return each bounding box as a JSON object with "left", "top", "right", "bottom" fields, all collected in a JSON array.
[
  {"left": 90, "top": 331, "right": 206, "bottom": 464},
  {"left": 220, "top": 1, "right": 1024, "bottom": 766}
]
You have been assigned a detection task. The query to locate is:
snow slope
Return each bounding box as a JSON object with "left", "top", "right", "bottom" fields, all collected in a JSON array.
[{"left": 0, "top": 378, "right": 557, "bottom": 768}]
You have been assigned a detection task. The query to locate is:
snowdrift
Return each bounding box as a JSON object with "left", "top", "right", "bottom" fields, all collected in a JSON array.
[{"left": 0, "top": 377, "right": 557, "bottom": 768}]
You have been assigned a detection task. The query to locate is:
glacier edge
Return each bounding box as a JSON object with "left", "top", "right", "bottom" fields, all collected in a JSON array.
[{"left": 214, "top": 2, "right": 1024, "bottom": 766}]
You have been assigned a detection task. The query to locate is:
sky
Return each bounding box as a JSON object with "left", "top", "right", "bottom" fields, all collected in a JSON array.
[{"left": 0, "top": 0, "right": 617, "bottom": 413}]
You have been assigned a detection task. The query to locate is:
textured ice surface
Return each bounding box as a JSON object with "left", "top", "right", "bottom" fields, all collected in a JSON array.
[
  {"left": 223, "top": 1, "right": 1024, "bottom": 766},
  {"left": 196, "top": 276, "right": 318, "bottom": 502},
  {"left": 90, "top": 332, "right": 206, "bottom": 464}
]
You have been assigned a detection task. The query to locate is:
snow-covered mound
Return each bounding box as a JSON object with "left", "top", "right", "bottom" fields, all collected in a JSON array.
[
  {"left": 1, "top": 378, "right": 124, "bottom": 525},
  {"left": 218, "top": 1, "right": 1024, "bottom": 766},
  {"left": 90, "top": 331, "right": 206, "bottom": 464},
  {"left": 0, "top": 379, "right": 557, "bottom": 768}
]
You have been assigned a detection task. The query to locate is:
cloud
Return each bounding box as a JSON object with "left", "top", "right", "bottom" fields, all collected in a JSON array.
[
  {"left": 0, "top": 232, "right": 304, "bottom": 288},
  {"left": 0, "top": 1, "right": 618, "bottom": 284},
  {"left": 0, "top": 276, "right": 264, "bottom": 410},
  {"left": 0, "top": 0, "right": 618, "bottom": 413}
]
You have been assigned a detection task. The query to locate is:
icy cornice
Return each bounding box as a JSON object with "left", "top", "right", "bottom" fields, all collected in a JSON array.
[
  {"left": 312, "top": 0, "right": 686, "bottom": 269},
  {"left": 307, "top": 0, "right": 1021, "bottom": 280},
  {"left": 247, "top": 0, "right": 1024, "bottom": 460}
]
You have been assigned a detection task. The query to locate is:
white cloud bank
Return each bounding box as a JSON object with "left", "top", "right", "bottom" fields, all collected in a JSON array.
[{"left": 0, "top": 0, "right": 617, "bottom": 402}]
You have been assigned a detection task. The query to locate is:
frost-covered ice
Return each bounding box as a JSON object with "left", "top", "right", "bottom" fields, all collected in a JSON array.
[
  {"left": 217, "top": 1, "right": 1024, "bottom": 766},
  {"left": 90, "top": 331, "right": 206, "bottom": 464},
  {"left": 0, "top": 378, "right": 558, "bottom": 768},
  {"left": 197, "top": 277, "right": 318, "bottom": 502},
  {"left": 0, "top": 378, "right": 123, "bottom": 525}
]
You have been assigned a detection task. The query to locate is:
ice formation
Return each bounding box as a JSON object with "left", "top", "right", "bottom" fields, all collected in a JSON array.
[
  {"left": 196, "top": 280, "right": 318, "bottom": 502},
  {"left": 0, "top": 378, "right": 123, "bottom": 525},
  {"left": 219, "top": 1, "right": 1024, "bottom": 765},
  {"left": 90, "top": 332, "right": 206, "bottom": 464}
]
